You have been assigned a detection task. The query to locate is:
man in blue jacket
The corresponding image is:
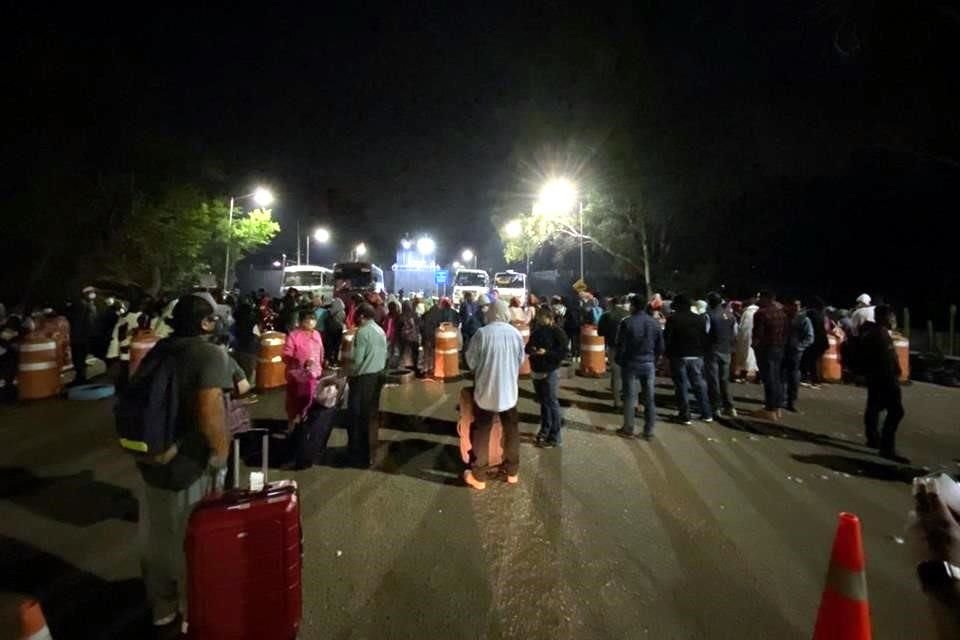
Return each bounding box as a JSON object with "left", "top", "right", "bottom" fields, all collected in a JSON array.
[
  {"left": 615, "top": 295, "right": 664, "bottom": 439},
  {"left": 782, "top": 298, "right": 814, "bottom": 412}
]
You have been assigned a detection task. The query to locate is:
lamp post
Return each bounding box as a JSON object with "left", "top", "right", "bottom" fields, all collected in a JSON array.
[
  {"left": 224, "top": 186, "right": 274, "bottom": 288},
  {"left": 461, "top": 248, "right": 476, "bottom": 268},
  {"left": 353, "top": 242, "right": 367, "bottom": 262},
  {"left": 306, "top": 227, "right": 330, "bottom": 264}
]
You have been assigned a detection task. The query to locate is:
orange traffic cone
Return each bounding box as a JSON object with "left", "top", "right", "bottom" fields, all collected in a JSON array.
[{"left": 813, "top": 512, "right": 871, "bottom": 640}]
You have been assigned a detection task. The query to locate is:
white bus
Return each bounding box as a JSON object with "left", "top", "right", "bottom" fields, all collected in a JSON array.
[
  {"left": 452, "top": 269, "right": 489, "bottom": 305},
  {"left": 280, "top": 265, "right": 334, "bottom": 300},
  {"left": 493, "top": 270, "right": 527, "bottom": 305}
]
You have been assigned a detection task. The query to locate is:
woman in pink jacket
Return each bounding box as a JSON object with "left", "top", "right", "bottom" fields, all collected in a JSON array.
[{"left": 282, "top": 309, "right": 325, "bottom": 428}]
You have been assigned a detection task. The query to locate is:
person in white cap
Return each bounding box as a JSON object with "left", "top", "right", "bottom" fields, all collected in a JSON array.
[{"left": 850, "top": 293, "right": 876, "bottom": 336}]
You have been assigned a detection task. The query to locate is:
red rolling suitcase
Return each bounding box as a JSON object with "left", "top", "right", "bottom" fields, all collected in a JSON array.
[{"left": 185, "top": 434, "right": 302, "bottom": 639}]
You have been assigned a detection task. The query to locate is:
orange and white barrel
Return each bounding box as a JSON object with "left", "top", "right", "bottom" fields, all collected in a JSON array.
[
  {"left": 511, "top": 321, "right": 531, "bottom": 377},
  {"left": 434, "top": 322, "right": 460, "bottom": 379},
  {"left": 17, "top": 333, "right": 61, "bottom": 399},
  {"left": 40, "top": 316, "right": 71, "bottom": 369},
  {"left": 339, "top": 327, "right": 357, "bottom": 369},
  {"left": 819, "top": 334, "right": 843, "bottom": 383},
  {"left": 578, "top": 324, "right": 606, "bottom": 377},
  {"left": 129, "top": 329, "right": 158, "bottom": 375},
  {"left": 256, "top": 331, "right": 287, "bottom": 390},
  {"left": 892, "top": 333, "right": 910, "bottom": 383}
]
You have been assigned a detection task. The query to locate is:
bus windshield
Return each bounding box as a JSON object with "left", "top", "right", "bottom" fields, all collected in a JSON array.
[
  {"left": 494, "top": 272, "right": 525, "bottom": 289},
  {"left": 282, "top": 271, "right": 325, "bottom": 287},
  {"left": 454, "top": 271, "right": 488, "bottom": 287},
  {"left": 334, "top": 264, "right": 374, "bottom": 288}
]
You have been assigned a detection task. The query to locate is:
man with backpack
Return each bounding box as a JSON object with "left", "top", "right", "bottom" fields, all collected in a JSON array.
[{"left": 118, "top": 293, "right": 232, "bottom": 629}]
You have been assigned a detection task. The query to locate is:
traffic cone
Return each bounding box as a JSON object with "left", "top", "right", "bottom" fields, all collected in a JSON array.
[{"left": 813, "top": 512, "right": 871, "bottom": 640}]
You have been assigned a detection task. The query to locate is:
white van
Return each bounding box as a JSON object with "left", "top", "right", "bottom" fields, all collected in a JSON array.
[
  {"left": 493, "top": 270, "right": 527, "bottom": 305},
  {"left": 280, "top": 265, "right": 334, "bottom": 300},
  {"left": 452, "top": 269, "right": 489, "bottom": 306}
]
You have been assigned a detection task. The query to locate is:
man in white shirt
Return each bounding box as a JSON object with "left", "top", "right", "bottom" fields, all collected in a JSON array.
[
  {"left": 849, "top": 293, "right": 876, "bottom": 336},
  {"left": 464, "top": 299, "right": 525, "bottom": 489}
]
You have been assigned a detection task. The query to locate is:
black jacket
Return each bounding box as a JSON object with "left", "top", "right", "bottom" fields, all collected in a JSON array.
[
  {"left": 665, "top": 310, "right": 708, "bottom": 359},
  {"left": 859, "top": 321, "right": 900, "bottom": 383},
  {"left": 598, "top": 306, "right": 629, "bottom": 346},
  {"left": 706, "top": 306, "right": 736, "bottom": 355},
  {"left": 526, "top": 325, "right": 567, "bottom": 373}
]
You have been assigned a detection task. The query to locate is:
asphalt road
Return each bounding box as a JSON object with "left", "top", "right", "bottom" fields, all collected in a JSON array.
[{"left": 1, "top": 366, "right": 957, "bottom": 639}]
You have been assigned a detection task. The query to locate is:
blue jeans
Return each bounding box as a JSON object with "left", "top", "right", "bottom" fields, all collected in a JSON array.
[
  {"left": 533, "top": 370, "right": 563, "bottom": 444},
  {"left": 757, "top": 346, "right": 785, "bottom": 411},
  {"left": 622, "top": 361, "right": 656, "bottom": 435},
  {"left": 670, "top": 357, "right": 711, "bottom": 420}
]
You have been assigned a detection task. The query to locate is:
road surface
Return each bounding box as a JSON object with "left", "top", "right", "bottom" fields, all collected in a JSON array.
[{"left": 1, "top": 367, "right": 956, "bottom": 639}]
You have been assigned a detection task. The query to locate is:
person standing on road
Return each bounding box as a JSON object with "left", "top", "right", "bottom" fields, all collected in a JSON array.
[
  {"left": 704, "top": 292, "right": 737, "bottom": 419},
  {"left": 464, "top": 299, "right": 525, "bottom": 489},
  {"left": 664, "top": 293, "right": 712, "bottom": 425},
  {"left": 733, "top": 296, "right": 759, "bottom": 382},
  {"left": 67, "top": 286, "right": 98, "bottom": 385},
  {"left": 135, "top": 293, "right": 232, "bottom": 629},
  {"left": 616, "top": 295, "right": 665, "bottom": 439},
  {"left": 801, "top": 297, "right": 830, "bottom": 388},
  {"left": 419, "top": 299, "right": 442, "bottom": 377},
  {"left": 563, "top": 295, "right": 582, "bottom": 359},
  {"left": 849, "top": 293, "right": 876, "bottom": 336},
  {"left": 782, "top": 299, "right": 814, "bottom": 413},
  {"left": 282, "top": 309, "right": 325, "bottom": 430},
  {"left": 859, "top": 305, "right": 907, "bottom": 461},
  {"left": 598, "top": 296, "right": 629, "bottom": 410},
  {"left": 346, "top": 303, "right": 387, "bottom": 467},
  {"left": 752, "top": 290, "right": 789, "bottom": 420},
  {"left": 527, "top": 307, "right": 567, "bottom": 448},
  {"left": 324, "top": 297, "right": 346, "bottom": 365},
  {"left": 459, "top": 291, "right": 480, "bottom": 351}
]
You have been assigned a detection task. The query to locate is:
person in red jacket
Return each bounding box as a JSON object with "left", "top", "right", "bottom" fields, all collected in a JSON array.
[{"left": 751, "top": 290, "right": 789, "bottom": 420}]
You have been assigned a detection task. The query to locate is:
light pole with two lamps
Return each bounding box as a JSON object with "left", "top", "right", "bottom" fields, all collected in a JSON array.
[{"left": 224, "top": 186, "right": 274, "bottom": 288}]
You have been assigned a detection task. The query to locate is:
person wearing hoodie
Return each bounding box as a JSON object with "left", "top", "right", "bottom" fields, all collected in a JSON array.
[
  {"left": 598, "top": 296, "right": 630, "bottom": 409},
  {"left": 526, "top": 307, "right": 568, "bottom": 447},
  {"left": 782, "top": 298, "right": 814, "bottom": 413},
  {"left": 664, "top": 293, "right": 712, "bottom": 425}
]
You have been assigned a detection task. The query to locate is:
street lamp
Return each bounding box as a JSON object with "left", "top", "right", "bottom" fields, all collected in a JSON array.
[
  {"left": 536, "top": 178, "right": 583, "bottom": 282},
  {"left": 461, "top": 248, "right": 476, "bottom": 268},
  {"left": 504, "top": 219, "right": 523, "bottom": 239},
  {"left": 354, "top": 242, "right": 367, "bottom": 261},
  {"left": 224, "top": 186, "right": 275, "bottom": 288},
  {"left": 306, "top": 227, "right": 330, "bottom": 264},
  {"left": 416, "top": 236, "right": 435, "bottom": 256}
]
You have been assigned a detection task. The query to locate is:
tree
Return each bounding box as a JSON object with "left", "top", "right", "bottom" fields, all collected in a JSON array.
[{"left": 203, "top": 206, "right": 281, "bottom": 288}]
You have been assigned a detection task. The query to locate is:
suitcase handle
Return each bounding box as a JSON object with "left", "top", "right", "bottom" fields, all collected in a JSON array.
[{"left": 231, "top": 428, "right": 270, "bottom": 490}]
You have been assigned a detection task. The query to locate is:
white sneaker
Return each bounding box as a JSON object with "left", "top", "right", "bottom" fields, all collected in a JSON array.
[{"left": 152, "top": 612, "right": 177, "bottom": 627}]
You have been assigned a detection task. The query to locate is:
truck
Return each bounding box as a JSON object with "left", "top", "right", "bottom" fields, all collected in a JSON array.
[
  {"left": 333, "top": 262, "right": 385, "bottom": 295},
  {"left": 451, "top": 269, "right": 490, "bottom": 305},
  {"left": 493, "top": 270, "right": 527, "bottom": 305}
]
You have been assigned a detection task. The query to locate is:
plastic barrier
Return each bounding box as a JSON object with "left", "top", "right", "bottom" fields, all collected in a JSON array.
[
  {"left": 256, "top": 331, "right": 287, "bottom": 390},
  {"left": 67, "top": 383, "right": 116, "bottom": 401},
  {"left": 434, "top": 322, "right": 460, "bottom": 379},
  {"left": 819, "top": 335, "right": 843, "bottom": 383},
  {"left": 511, "top": 321, "right": 531, "bottom": 377},
  {"left": 17, "top": 333, "right": 61, "bottom": 400},
  {"left": 578, "top": 325, "right": 606, "bottom": 377}
]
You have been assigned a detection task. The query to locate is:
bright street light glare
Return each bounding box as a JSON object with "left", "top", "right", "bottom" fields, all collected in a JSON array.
[
  {"left": 537, "top": 178, "right": 577, "bottom": 215},
  {"left": 504, "top": 220, "right": 523, "bottom": 239},
  {"left": 453, "top": 261, "right": 463, "bottom": 270},
  {"left": 355, "top": 242, "right": 367, "bottom": 257},
  {"left": 400, "top": 238, "right": 413, "bottom": 250},
  {"left": 272, "top": 260, "right": 282, "bottom": 268},
  {"left": 313, "top": 228, "right": 331, "bottom": 243},
  {"left": 416, "top": 236, "right": 435, "bottom": 255},
  {"left": 253, "top": 186, "right": 275, "bottom": 207},
  {"left": 461, "top": 249, "right": 474, "bottom": 262}
]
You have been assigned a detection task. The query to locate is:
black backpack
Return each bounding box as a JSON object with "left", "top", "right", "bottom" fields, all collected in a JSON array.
[{"left": 114, "top": 344, "right": 180, "bottom": 463}]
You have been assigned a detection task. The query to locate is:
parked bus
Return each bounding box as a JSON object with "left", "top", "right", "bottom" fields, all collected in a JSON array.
[
  {"left": 333, "top": 262, "right": 385, "bottom": 295},
  {"left": 452, "top": 269, "right": 489, "bottom": 305},
  {"left": 493, "top": 270, "right": 527, "bottom": 305},
  {"left": 280, "top": 265, "right": 334, "bottom": 300}
]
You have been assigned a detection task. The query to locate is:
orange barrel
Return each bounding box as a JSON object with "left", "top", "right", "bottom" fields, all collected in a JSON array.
[
  {"left": 434, "top": 322, "right": 460, "bottom": 379},
  {"left": 129, "top": 329, "right": 158, "bottom": 375},
  {"left": 512, "top": 321, "right": 531, "bottom": 377},
  {"left": 339, "top": 327, "right": 357, "bottom": 369},
  {"left": 892, "top": 333, "right": 910, "bottom": 383},
  {"left": 256, "top": 331, "right": 287, "bottom": 390},
  {"left": 17, "top": 333, "right": 61, "bottom": 399},
  {"left": 819, "top": 334, "right": 843, "bottom": 383},
  {"left": 578, "top": 324, "right": 606, "bottom": 377}
]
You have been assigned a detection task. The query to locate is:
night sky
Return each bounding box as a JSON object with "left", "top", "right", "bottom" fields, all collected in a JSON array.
[{"left": 5, "top": 3, "right": 957, "bottom": 316}]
